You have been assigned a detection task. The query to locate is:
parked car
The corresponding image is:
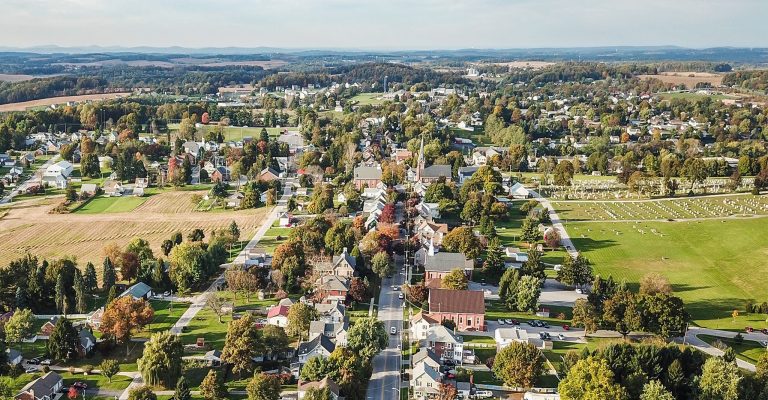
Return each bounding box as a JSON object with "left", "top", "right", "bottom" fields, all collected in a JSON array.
[
  {"left": 558, "top": 333, "right": 565, "bottom": 340},
  {"left": 398, "top": 293, "right": 404, "bottom": 300},
  {"left": 443, "top": 360, "right": 456, "bottom": 367},
  {"left": 40, "top": 359, "right": 51, "bottom": 366},
  {"left": 498, "top": 319, "right": 506, "bottom": 325},
  {"left": 746, "top": 326, "right": 754, "bottom": 333},
  {"left": 473, "top": 390, "right": 493, "bottom": 399},
  {"left": 761, "top": 328, "right": 768, "bottom": 335},
  {"left": 542, "top": 322, "right": 550, "bottom": 329},
  {"left": 72, "top": 382, "right": 88, "bottom": 390},
  {"left": 532, "top": 320, "right": 542, "bottom": 327},
  {"left": 390, "top": 327, "right": 397, "bottom": 335},
  {"left": 510, "top": 319, "right": 519, "bottom": 325},
  {"left": 446, "top": 373, "right": 456, "bottom": 379},
  {"left": 563, "top": 325, "right": 570, "bottom": 331},
  {"left": 24, "top": 367, "right": 36, "bottom": 374},
  {"left": 575, "top": 288, "right": 584, "bottom": 294},
  {"left": 505, "top": 319, "right": 514, "bottom": 325}
]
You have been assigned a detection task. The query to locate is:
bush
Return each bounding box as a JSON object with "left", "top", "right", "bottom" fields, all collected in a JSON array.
[
  {"left": 82, "top": 364, "right": 94, "bottom": 374},
  {"left": 734, "top": 333, "right": 744, "bottom": 345}
]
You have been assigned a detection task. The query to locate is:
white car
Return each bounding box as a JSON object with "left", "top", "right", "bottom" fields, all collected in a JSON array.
[
  {"left": 40, "top": 359, "right": 51, "bottom": 366},
  {"left": 558, "top": 333, "right": 565, "bottom": 340},
  {"left": 24, "top": 367, "right": 36, "bottom": 374},
  {"left": 575, "top": 288, "right": 584, "bottom": 294},
  {"left": 390, "top": 327, "right": 397, "bottom": 335},
  {"left": 473, "top": 390, "right": 493, "bottom": 399},
  {"left": 398, "top": 293, "right": 404, "bottom": 300}
]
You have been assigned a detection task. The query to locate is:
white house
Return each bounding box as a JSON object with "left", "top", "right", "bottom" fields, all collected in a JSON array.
[
  {"left": 494, "top": 327, "right": 530, "bottom": 351},
  {"left": 46, "top": 160, "right": 73, "bottom": 178},
  {"left": 266, "top": 305, "right": 289, "bottom": 327},
  {"left": 410, "top": 312, "right": 438, "bottom": 340},
  {"left": 509, "top": 182, "right": 532, "bottom": 199},
  {"left": 411, "top": 362, "right": 441, "bottom": 399}
]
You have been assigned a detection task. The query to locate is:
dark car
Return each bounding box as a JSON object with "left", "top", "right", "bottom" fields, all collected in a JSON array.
[
  {"left": 746, "top": 326, "right": 754, "bottom": 333},
  {"left": 510, "top": 319, "right": 519, "bottom": 325},
  {"left": 542, "top": 322, "right": 550, "bottom": 329},
  {"left": 72, "top": 382, "right": 88, "bottom": 390}
]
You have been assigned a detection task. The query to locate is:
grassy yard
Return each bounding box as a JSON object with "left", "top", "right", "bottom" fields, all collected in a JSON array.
[
  {"left": 699, "top": 334, "right": 767, "bottom": 365},
  {"left": 137, "top": 300, "right": 190, "bottom": 337},
  {"left": 256, "top": 225, "right": 292, "bottom": 253},
  {"left": 568, "top": 218, "right": 768, "bottom": 330},
  {"left": 75, "top": 196, "right": 148, "bottom": 214},
  {"left": 60, "top": 371, "right": 133, "bottom": 391},
  {"left": 485, "top": 300, "right": 573, "bottom": 325},
  {"left": 350, "top": 92, "right": 387, "bottom": 106}
]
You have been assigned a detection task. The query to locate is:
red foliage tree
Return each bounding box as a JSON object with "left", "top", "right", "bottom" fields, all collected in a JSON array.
[
  {"left": 379, "top": 204, "right": 396, "bottom": 223},
  {"left": 201, "top": 112, "right": 210, "bottom": 124}
]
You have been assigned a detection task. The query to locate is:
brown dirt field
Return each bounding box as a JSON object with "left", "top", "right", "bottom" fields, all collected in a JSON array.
[
  {"left": 638, "top": 72, "right": 723, "bottom": 89},
  {"left": 0, "top": 92, "right": 133, "bottom": 112},
  {"left": 0, "top": 192, "right": 268, "bottom": 271}
]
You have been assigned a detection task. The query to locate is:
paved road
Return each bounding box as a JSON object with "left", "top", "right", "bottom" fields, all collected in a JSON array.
[
  {"left": 0, "top": 155, "right": 59, "bottom": 204},
  {"left": 679, "top": 326, "right": 767, "bottom": 372},
  {"left": 169, "top": 205, "right": 282, "bottom": 335},
  {"left": 366, "top": 255, "right": 405, "bottom": 400},
  {"left": 530, "top": 189, "right": 578, "bottom": 258}
]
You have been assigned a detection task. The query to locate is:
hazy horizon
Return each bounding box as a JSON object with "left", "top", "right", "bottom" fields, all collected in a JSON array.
[{"left": 2, "top": 0, "right": 767, "bottom": 50}]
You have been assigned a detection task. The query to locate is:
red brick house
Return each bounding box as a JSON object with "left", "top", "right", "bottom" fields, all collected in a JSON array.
[
  {"left": 418, "top": 249, "right": 474, "bottom": 283},
  {"left": 353, "top": 165, "right": 382, "bottom": 190},
  {"left": 258, "top": 167, "right": 280, "bottom": 182},
  {"left": 427, "top": 289, "right": 485, "bottom": 332}
]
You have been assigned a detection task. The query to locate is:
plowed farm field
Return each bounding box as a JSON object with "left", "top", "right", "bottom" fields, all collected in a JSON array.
[{"left": 0, "top": 192, "right": 268, "bottom": 270}]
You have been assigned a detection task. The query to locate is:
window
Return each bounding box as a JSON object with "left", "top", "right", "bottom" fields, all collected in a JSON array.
[{"left": 467, "top": 318, "right": 472, "bottom": 326}]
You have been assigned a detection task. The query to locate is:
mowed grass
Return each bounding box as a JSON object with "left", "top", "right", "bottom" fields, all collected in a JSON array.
[
  {"left": 76, "top": 196, "right": 148, "bottom": 214},
  {"left": 568, "top": 218, "right": 768, "bottom": 329},
  {"left": 350, "top": 92, "right": 387, "bottom": 106},
  {"left": 698, "top": 334, "right": 767, "bottom": 365}
]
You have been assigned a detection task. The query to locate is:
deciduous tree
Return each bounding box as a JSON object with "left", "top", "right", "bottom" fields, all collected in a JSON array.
[
  {"left": 492, "top": 342, "right": 545, "bottom": 388},
  {"left": 441, "top": 269, "right": 468, "bottom": 290},
  {"left": 100, "top": 359, "right": 120, "bottom": 383},
  {"left": 347, "top": 317, "right": 388, "bottom": 360},
  {"left": 199, "top": 370, "right": 228, "bottom": 400},
  {"left": 99, "top": 296, "right": 154, "bottom": 345},
  {"left": 138, "top": 332, "right": 183, "bottom": 388},
  {"left": 246, "top": 373, "right": 281, "bottom": 400},
  {"left": 221, "top": 313, "right": 263, "bottom": 376},
  {"left": 558, "top": 357, "right": 628, "bottom": 400}
]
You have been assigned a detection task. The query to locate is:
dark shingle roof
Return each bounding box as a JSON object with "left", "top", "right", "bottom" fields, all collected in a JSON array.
[
  {"left": 429, "top": 289, "right": 485, "bottom": 315},
  {"left": 421, "top": 164, "right": 452, "bottom": 178},
  {"left": 423, "top": 252, "right": 473, "bottom": 272}
]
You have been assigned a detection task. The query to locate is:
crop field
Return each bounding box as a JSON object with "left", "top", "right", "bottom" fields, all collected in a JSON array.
[
  {"left": 0, "top": 92, "right": 132, "bottom": 112},
  {"left": 0, "top": 192, "right": 269, "bottom": 271},
  {"left": 76, "top": 196, "right": 149, "bottom": 214},
  {"left": 553, "top": 195, "right": 768, "bottom": 221},
  {"left": 568, "top": 217, "right": 768, "bottom": 329},
  {"left": 638, "top": 71, "right": 723, "bottom": 88}
]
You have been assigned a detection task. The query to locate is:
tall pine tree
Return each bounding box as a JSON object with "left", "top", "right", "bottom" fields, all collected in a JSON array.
[
  {"left": 83, "top": 262, "right": 98, "bottom": 294},
  {"left": 103, "top": 257, "right": 116, "bottom": 291},
  {"left": 74, "top": 273, "right": 87, "bottom": 314}
]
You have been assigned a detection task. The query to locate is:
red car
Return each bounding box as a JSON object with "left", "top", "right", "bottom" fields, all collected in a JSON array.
[
  {"left": 563, "top": 325, "right": 570, "bottom": 331},
  {"left": 446, "top": 373, "right": 456, "bottom": 379},
  {"left": 746, "top": 326, "right": 754, "bottom": 333}
]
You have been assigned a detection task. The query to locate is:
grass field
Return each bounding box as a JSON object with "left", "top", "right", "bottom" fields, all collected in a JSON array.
[
  {"left": 76, "top": 196, "right": 149, "bottom": 214},
  {"left": 699, "top": 334, "right": 767, "bottom": 364},
  {"left": 350, "top": 92, "right": 388, "bottom": 106},
  {"left": 568, "top": 218, "right": 768, "bottom": 329},
  {"left": 553, "top": 195, "right": 768, "bottom": 221},
  {"left": 638, "top": 72, "right": 723, "bottom": 89}
]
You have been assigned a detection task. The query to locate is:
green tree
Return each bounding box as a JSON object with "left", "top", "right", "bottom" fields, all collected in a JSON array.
[
  {"left": 371, "top": 251, "right": 394, "bottom": 278},
  {"left": 640, "top": 380, "right": 675, "bottom": 400},
  {"left": 199, "top": 370, "right": 228, "bottom": 400},
  {"left": 554, "top": 160, "right": 575, "bottom": 186},
  {"left": 558, "top": 357, "right": 628, "bottom": 400},
  {"left": 498, "top": 269, "right": 520, "bottom": 310},
  {"left": 138, "top": 332, "right": 184, "bottom": 388},
  {"left": 286, "top": 303, "right": 317, "bottom": 338},
  {"left": 221, "top": 313, "right": 263, "bottom": 376},
  {"left": 698, "top": 356, "right": 741, "bottom": 400},
  {"left": 173, "top": 376, "right": 192, "bottom": 400},
  {"left": 303, "top": 387, "right": 332, "bottom": 400},
  {"left": 47, "top": 317, "right": 79, "bottom": 361},
  {"left": 557, "top": 254, "right": 592, "bottom": 288},
  {"left": 682, "top": 157, "right": 707, "bottom": 189},
  {"left": 639, "top": 293, "right": 689, "bottom": 338},
  {"left": 520, "top": 217, "right": 541, "bottom": 244},
  {"left": 521, "top": 248, "right": 545, "bottom": 282},
  {"left": 103, "top": 257, "right": 117, "bottom": 290},
  {"left": 602, "top": 287, "right": 642, "bottom": 338},
  {"left": 83, "top": 262, "right": 98, "bottom": 294},
  {"left": 0, "top": 377, "right": 13, "bottom": 400},
  {"left": 441, "top": 226, "right": 481, "bottom": 259},
  {"left": 483, "top": 237, "right": 505, "bottom": 279},
  {"left": 442, "top": 269, "right": 469, "bottom": 290},
  {"left": 516, "top": 275, "right": 542, "bottom": 313},
  {"left": 246, "top": 373, "right": 281, "bottom": 400},
  {"left": 492, "top": 341, "right": 545, "bottom": 388},
  {"left": 55, "top": 273, "right": 67, "bottom": 313},
  {"left": 5, "top": 308, "right": 34, "bottom": 345},
  {"left": 73, "top": 273, "right": 88, "bottom": 314},
  {"left": 347, "top": 317, "right": 388, "bottom": 360},
  {"left": 300, "top": 356, "right": 330, "bottom": 381},
  {"left": 127, "top": 386, "right": 157, "bottom": 400},
  {"left": 100, "top": 359, "right": 120, "bottom": 383},
  {"left": 168, "top": 242, "right": 209, "bottom": 293},
  {"left": 571, "top": 299, "right": 599, "bottom": 333}
]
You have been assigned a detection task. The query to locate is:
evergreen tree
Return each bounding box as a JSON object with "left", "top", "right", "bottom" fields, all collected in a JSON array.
[
  {"left": 483, "top": 237, "right": 505, "bottom": 279},
  {"left": 47, "top": 318, "right": 79, "bottom": 361},
  {"left": 14, "top": 286, "right": 28, "bottom": 309},
  {"left": 55, "top": 274, "right": 67, "bottom": 314},
  {"left": 173, "top": 376, "right": 192, "bottom": 400},
  {"left": 103, "top": 257, "right": 116, "bottom": 290},
  {"left": 521, "top": 248, "right": 546, "bottom": 282},
  {"left": 83, "top": 262, "right": 98, "bottom": 294},
  {"left": 74, "top": 273, "right": 88, "bottom": 314},
  {"left": 106, "top": 286, "right": 117, "bottom": 306}
]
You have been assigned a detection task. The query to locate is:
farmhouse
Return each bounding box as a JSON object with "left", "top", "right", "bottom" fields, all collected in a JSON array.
[
  {"left": 297, "top": 334, "right": 336, "bottom": 364},
  {"left": 103, "top": 180, "right": 124, "bottom": 197},
  {"left": 411, "top": 361, "right": 442, "bottom": 399},
  {"left": 312, "top": 247, "right": 357, "bottom": 278},
  {"left": 80, "top": 183, "right": 98, "bottom": 196},
  {"left": 315, "top": 275, "right": 350, "bottom": 303},
  {"left": 427, "top": 289, "right": 485, "bottom": 332},
  {"left": 308, "top": 321, "right": 349, "bottom": 347},
  {"left": 425, "top": 325, "right": 468, "bottom": 364},
  {"left": 410, "top": 312, "right": 439, "bottom": 340},
  {"left": 45, "top": 160, "right": 73, "bottom": 177},
  {"left": 41, "top": 174, "right": 67, "bottom": 189}
]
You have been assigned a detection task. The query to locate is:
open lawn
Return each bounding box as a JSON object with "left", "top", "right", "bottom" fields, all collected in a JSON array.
[
  {"left": 0, "top": 191, "right": 268, "bottom": 272},
  {"left": 699, "top": 334, "right": 767, "bottom": 365},
  {"left": 568, "top": 218, "right": 768, "bottom": 329},
  {"left": 60, "top": 371, "right": 133, "bottom": 391},
  {"left": 350, "top": 92, "right": 387, "bottom": 106},
  {"left": 553, "top": 195, "right": 768, "bottom": 221},
  {"left": 485, "top": 300, "right": 572, "bottom": 325},
  {"left": 76, "top": 196, "right": 148, "bottom": 214}
]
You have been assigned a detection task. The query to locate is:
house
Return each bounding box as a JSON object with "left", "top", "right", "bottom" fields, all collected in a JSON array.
[
  {"left": 23, "top": 153, "right": 35, "bottom": 164},
  {"left": 6, "top": 348, "right": 22, "bottom": 366},
  {"left": 119, "top": 282, "right": 153, "bottom": 300},
  {"left": 80, "top": 183, "right": 98, "bottom": 196},
  {"left": 297, "top": 334, "right": 336, "bottom": 364},
  {"left": 508, "top": 182, "right": 532, "bottom": 199},
  {"left": 315, "top": 275, "right": 349, "bottom": 303},
  {"left": 411, "top": 361, "right": 442, "bottom": 399},
  {"left": 314, "top": 301, "right": 346, "bottom": 324},
  {"left": 495, "top": 328, "right": 530, "bottom": 351},
  {"left": 353, "top": 165, "right": 382, "bottom": 190},
  {"left": 278, "top": 212, "right": 292, "bottom": 227},
  {"left": 103, "top": 180, "right": 124, "bottom": 197},
  {"left": 182, "top": 141, "right": 202, "bottom": 160},
  {"left": 457, "top": 166, "right": 480, "bottom": 184},
  {"left": 419, "top": 164, "right": 452, "bottom": 184},
  {"left": 135, "top": 177, "right": 149, "bottom": 188},
  {"left": 15, "top": 371, "right": 63, "bottom": 400},
  {"left": 313, "top": 248, "right": 356, "bottom": 278},
  {"left": 308, "top": 321, "right": 349, "bottom": 347},
  {"left": 87, "top": 307, "right": 104, "bottom": 329},
  {"left": 412, "top": 348, "right": 441, "bottom": 370},
  {"left": 45, "top": 160, "right": 73, "bottom": 177},
  {"left": 204, "top": 349, "right": 223, "bottom": 367},
  {"left": 297, "top": 377, "right": 341, "bottom": 400},
  {"left": 226, "top": 192, "right": 244, "bottom": 208},
  {"left": 415, "top": 221, "right": 449, "bottom": 248},
  {"left": 425, "top": 325, "right": 467, "bottom": 364},
  {"left": 419, "top": 246, "right": 475, "bottom": 283},
  {"left": 211, "top": 166, "right": 231, "bottom": 183},
  {"left": 40, "top": 317, "right": 59, "bottom": 336},
  {"left": 267, "top": 305, "right": 290, "bottom": 327},
  {"left": 427, "top": 289, "right": 485, "bottom": 332},
  {"left": 414, "top": 202, "right": 441, "bottom": 220},
  {"left": 41, "top": 174, "right": 67, "bottom": 189},
  {"left": 258, "top": 167, "right": 280, "bottom": 182},
  {"left": 410, "top": 311, "right": 439, "bottom": 341},
  {"left": 77, "top": 329, "right": 96, "bottom": 357}
]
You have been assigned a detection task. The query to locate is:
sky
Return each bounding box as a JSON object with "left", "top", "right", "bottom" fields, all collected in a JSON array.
[{"left": 1, "top": 0, "right": 767, "bottom": 50}]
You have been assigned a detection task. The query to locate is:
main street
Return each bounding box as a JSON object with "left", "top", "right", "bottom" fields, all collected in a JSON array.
[{"left": 367, "top": 254, "right": 405, "bottom": 400}]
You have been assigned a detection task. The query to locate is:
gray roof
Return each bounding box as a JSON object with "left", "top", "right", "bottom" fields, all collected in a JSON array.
[
  {"left": 309, "top": 321, "right": 348, "bottom": 337},
  {"left": 354, "top": 166, "right": 382, "bottom": 180},
  {"left": 298, "top": 334, "right": 335, "bottom": 356},
  {"left": 458, "top": 166, "right": 480, "bottom": 177},
  {"left": 317, "top": 275, "right": 349, "bottom": 292},
  {"left": 332, "top": 248, "right": 356, "bottom": 269},
  {"left": 421, "top": 164, "right": 452, "bottom": 178},
  {"left": 119, "top": 282, "right": 152, "bottom": 299},
  {"left": 19, "top": 371, "right": 62, "bottom": 396},
  {"left": 6, "top": 348, "right": 21, "bottom": 361},
  {"left": 412, "top": 348, "right": 440, "bottom": 366},
  {"left": 423, "top": 252, "right": 473, "bottom": 272}
]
